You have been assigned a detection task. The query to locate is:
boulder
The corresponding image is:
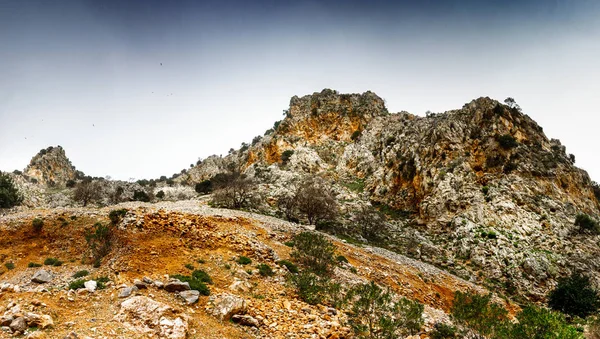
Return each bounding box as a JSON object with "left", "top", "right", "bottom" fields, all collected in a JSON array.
[
  {"left": 164, "top": 279, "right": 190, "bottom": 292},
  {"left": 232, "top": 314, "right": 259, "bottom": 327},
  {"left": 84, "top": 280, "right": 97, "bottom": 292},
  {"left": 31, "top": 270, "right": 53, "bottom": 283},
  {"left": 178, "top": 290, "right": 199, "bottom": 305},
  {"left": 114, "top": 296, "right": 188, "bottom": 339},
  {"left": 208, "top": 293, "right": 247, "bottom": 321},
  {"left": 119, "top": 286, "right": 139, "bottom": 298},
  {"left": 9, "top": 316, "right": 27, "bottom": 333}
]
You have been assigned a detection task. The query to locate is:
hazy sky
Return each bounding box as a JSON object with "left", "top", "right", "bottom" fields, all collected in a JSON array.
[{"left": 1, "top": 0, "right": 599, "bottom": 181}]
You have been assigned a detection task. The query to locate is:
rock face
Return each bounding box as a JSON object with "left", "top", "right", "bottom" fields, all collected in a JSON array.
[
  {"left": 23, "top": 146, "right": 77, "bottom": 187},
  {"left": 114, "top": 296, "right": 188, "bottom": 339},
  {"left": 180, "top": 90, "right": 600, "bottom": 300},
  {"left": 208, "top": 293, "right": 247, "bottom": 321}
]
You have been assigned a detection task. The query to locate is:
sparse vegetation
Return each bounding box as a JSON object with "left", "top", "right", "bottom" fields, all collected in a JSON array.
[
  {"left": 185, "top": 263, "right": 195, "bottom": 270},
  {"left": 0, "top": 171, "right": 23, "bottom": 208},
  {"left": 69, "top": 279, "right": 86, "bottom": 290},
  {"left": 72, "top": 270, "right": 89, "bottom": 278},
  {"left": 277, "top": 260, "right": 299, "bottom": 274},
  {"left": 281, "top": 150, "right": 294, "bottom": 164},
  {"left": 210, "top": 172, "right": 259, "bottom": 209},
  {"left": 32, "top": 218, "right": 44, "bottom": 232},
  {"left": 171, "top": 270, "right": 211, "bottom": 296},
  {"left": 28, "top": 262, "right": 42, "bottom": 268},
  {"left": 108, "top": 209, "right": 127, "bottom": 224},
  {"left": 4, "top": 262, "right": 15, "bottom": 270},
  {"left": 237, "top": 256, "right": 252, "bottom": 265},
  {"left": 43, "top": 257, "right": 63, "bottom": 266},
  {"left": 347, "top": 281, "right": 424, "bottom": 338},
  {"left": 353, "top": 205, "right": 387, "bottom": 242},
  {"left": 291, "top": 231, "right": 336, "bottom": 276},
  {"left": 73, "top": 180, "right": 102, "bottom": 206},
  {"left": 133, "top": 190, "right": 151, "bottom": 202},
  {"left": 257, "top": 263, "right": 274, "bottom": 277},
  {"left": 496, "top": 134, "right": 518, "bottom": 149},
  {"left": 295, "top": 176, "right": 338, "bottom": 225},
  {"left": 195, "top": 180, "right": 213, "bottom": 194},
  {"left": 430, "top": 323, "right": 458, "bottom": 339},
  {"left": 84, "top": 222, "right": 115, "bottom": 267},
  {"left": 575, "top": 213, "right": 600, "bottom": 234}
]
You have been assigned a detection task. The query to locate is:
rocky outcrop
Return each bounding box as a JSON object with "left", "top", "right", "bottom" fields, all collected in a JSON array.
[
  {"left": 23, "top": 146, "right": 77, "bottom": 187},
  {"left": 114, "top": 296, "right": 188, "bottom": 339}
]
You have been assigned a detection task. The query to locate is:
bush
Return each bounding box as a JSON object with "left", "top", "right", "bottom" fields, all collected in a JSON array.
[
  {"left": 170, "top": 272, "right": 210, "bottom": 296},
  {"left": 185, "top": 263, "right": 194, "bottom": 270},
  {"left": 191, "top": 269, "right": 212, "bottom": 284},
  {"left": 210, "top": 172, "right": 258, "bottom": 209},
  {"left": 548, "top": 273, "right": 600, "bottom": 318},
  {"left": 496, "top": 134, "right": 518, "bottom": 149},
  {"left": 336, "top": 255, "right": 348, "bottom": 264},
  {"left": 43, "top": 257, "right": 63, "bottom": 266},
  {"left": 451, "top": 291, "right": 509, "bottom": 337},
  {"left": 108, "top": 209, "right": 127, "bottom": 224},
  {"left": 72, "top": 270, "right": 89, "bottom": 278},
  {"left": 510, "top": 305, "right": 581, "bottom": 339},
  {"left": 348, "top": 281, "right": 424, "bottom": 338},
  {"left": 277, "top": 260, "right": 299, "bottom": 274},
  {"left": 237, "top": 256, "right": 252, "bottom": 265},
  {"left": 156, "top": 190, "right": 165, "bottom": 199},
  {"left": 291, "top": 271, "right": 328, "bottom": 305},
  {"left": 96, "top": 276, "right": 110, "bottom": 290},
  {"left": 575, "top": 214, "right": 600, "bottom": 234},
  {"left": 4, "top": 262, "right": 15, "bottom": 270},
  {"left": 32, "top": 218, "right": 44, "bottom": 232},
  {"left": 291, "top": 231, "right": 336, "bottom": 276},
  {"left": 281, "top": 150, "right": 294, "bottom": 164},
  {"left": 430, "top": 323, "right": 458, "bottom": 339},
  {"left": 133, "top": 190, "right": 150, "bottom": 202},
  {"left": 351, "top": 130, "right": 361, "bottom": 141},
  {"left": 277, "top": 193, "right": 298, "bottom": 222},
  {"left": 0, "top": 171, "right": 23, "bottom": 209},
  {"left": 73, "top": 180, "right": 102, "bottom": 206},
  {"left": 257, "top": 263, "right": 274, "bottom": 277},
  {"left": 84, "top": 222, "right": 115, "bottom": 267},
  {"left": 69, "top": 279, "right": 86, "bottom": 290},
  {"left": 195, "top": 180, "right": 213, "bottom": 194},
  {"left": 353, "top": 205, "right": 387, "bottom": 242},
  {"left": 66, "top": 179, "right": 76, "bottom": 188},
  {"left": 28, "top": 262, "right": 42, "bottom": 268}
]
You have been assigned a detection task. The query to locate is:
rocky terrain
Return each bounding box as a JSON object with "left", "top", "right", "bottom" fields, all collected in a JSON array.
[{"left": 1, "top": 89, "right": 599, "bottom": 338}]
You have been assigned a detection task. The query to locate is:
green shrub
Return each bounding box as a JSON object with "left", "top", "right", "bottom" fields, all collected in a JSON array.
[
  {"left": 171, "top": 272, "right": 210, "bottom": 296},
  {"left": 96, "top": 276, "right": 110, "bottom": 290},
  {"left": 351, "top": 130, "right": 361, "bottom": 141},
  {"left": 32, "top": 218, "right": 44, "bottom": 232},
  {"left": 291, "top": 232, "right": 336, "bottom": 276},
  {"left": 497, "top": 134, "right": 518, "bottom": 149},
  {"left": 281, "top": 150, "right": 294, "bottom": 164},
  {"left": 185, "top": 263, "right": 195, "bottom": 270},
  {"left": 133, "top": 190, "right": 150, "bottom": 202},
  {"left": 451, "top": 291, "right": 509, "bottom": 337},
  {"left": 43, "top": 257, "right": 62, "bottom": 266},
  {"left": 69, "top": 279, "right": 86, "bottom": 290},
  {"left": 72, "top": 270, "right": 89, "bottom": 278},
  {"left": 156, "top": 190, "right": 165, "bottom": 199},
  {"left": 84, "top": 222, "right": 115, "bottom": 267},
  {"left": 257, "top": 263, "right": 274, "bottom": 277},
  {"left": 237, "top": 256, "right": 252, "bottom": 265},
  {"left": 4, "top": 262, "right": 15, "bottom": 270},
  {"left": 0, "top": 171, "right": 23, "bottom": 208},
  {"left": 348, "top": 281, "right": 424, "bottom": 338},
  {"left": 481, "top": 186, "right": 489, "bottom": 195},
  {"left": 336, "top": 255, "right": 348, "bottom": 264},
  {"left": 108, "top": 209, "right": 127, "bottom": 224},
  {"left": 430, "top": 323, "right": 458, "bottom": 339},
  {"left": 509, "top": 305, "right": 581, "bottom": 339},
  {"left": 28, "top": 262, "right": 42, "bottom": 268},
  {"left": 66, "top": 179, "right": 76, "bottom": 188},
  {"left": 191, "top": 270, "right": 212, "bottom": 284},
  {"left": 197, "top": 258, "right": 205, "bottom": 264},
  {"left": 277, "top": 260, "right": 299, "bottom": 274},
  {"left": 291, "top": 271, "right": 328, "bottom": 305},
  {"left": 195, "top": 180, "right": 213, "bottom": 194},
  {"left": 548, "top": 273, "right": 600, "bottom": 318},
  {"left": 575, "top": 213, "right": 599, "bottom": 234},
  {"left": 284, "top": 241, "right": 294, "bottom": 247}
]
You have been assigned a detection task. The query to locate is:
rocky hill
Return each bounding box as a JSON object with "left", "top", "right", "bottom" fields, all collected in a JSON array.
[
  {"left": 23, "top": 146, "right": 77, "bottom": 187},
  {"left": 178, "top": 89, "right": 600, "bottom": 300}
]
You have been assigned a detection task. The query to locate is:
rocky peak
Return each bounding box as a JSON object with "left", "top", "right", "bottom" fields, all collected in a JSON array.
[{"left": 23, "top": 146, "right": 77, "bottom": 187}]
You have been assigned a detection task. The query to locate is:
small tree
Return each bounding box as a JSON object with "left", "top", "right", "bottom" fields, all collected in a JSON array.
[
  {"left": 73, "top": 180, "right": 102, "bottom": 206},
  {"left": 0, "top": 171, "right": 23, "bottom": 208},
  {"left": 548, "top": 273, "right": 600, "bottom": 318},
  {"left": 354, "top": 205, "right": 387, "bottom": 242},
  {"left": 195, "top": 180, "right": 213, "bottom": 194},
  {"left": 85, "top": 222, "right": 115, "bottom": 267},
  {"left": 348, "top": 281, "right": 424, "bottom": 339},
  {"left": 504, "top": 97, "right": 522, "bottom": 112},
  {"left": 295, "top": 176, "right": 338, "bottom": 225},
  {"left": 133, "top": 190, "right": 151, "bottom": 202},
  {"left": 210, "top": 172, "right": 257, "bottom": 209},
  {"left": 32, "top": 218, "right": 44, "bottom": 232},
  {"left": 291, "top": 231, "right": 336, "bottom": 276},
  {"left": 277, "top": 193, "right": 297, "bottom": 222},
  {"left": 575, "top": 213, "right": 600, "bottom": 234}
]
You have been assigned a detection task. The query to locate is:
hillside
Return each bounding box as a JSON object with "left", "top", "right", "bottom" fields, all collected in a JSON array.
[{"left": 1, "top": 89, "right": 599, "bottom": 338}]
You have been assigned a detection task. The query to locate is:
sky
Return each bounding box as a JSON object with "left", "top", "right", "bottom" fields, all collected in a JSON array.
[{"left": 1, "top": 0, "right": 599, "bottom": 181}]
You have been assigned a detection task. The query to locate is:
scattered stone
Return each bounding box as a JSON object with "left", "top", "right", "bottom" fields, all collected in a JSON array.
[
  {"left": 0, "top": 315, "right": 13, "bottom": 326},
  {"left": 164, "top": 279, "right": 190, "bottom": 292},
  {"left": 31, "top": 270, "right": 53, "bottom": 283},
  {"left": 231, "top": 314, "right": 259, "bottom": 327},
  {"left": 119, "top": 286, "right": 139, "bottom": 298},
  {"left": 178, "top": 290, "right": 199, "bottom": 305},
  {"left": 142, "top": 277, "right": 154, "bottom": 284},
  {"left": 84, "top": 280, "right": 97, "bottom": 292},
  {"left": 9, "top": 316, "right": 27, "bottom": 333},
  {"left": 208, "top": 293, "right": 247, "bottom": 321},
  {"left": 154, "top": 281, "right": 164, "bottom": 289},
  {"left": 134, "top": 279, "right": 148, "bottom": 289}
]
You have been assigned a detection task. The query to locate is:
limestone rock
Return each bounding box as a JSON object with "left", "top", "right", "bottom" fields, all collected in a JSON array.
[
  {"left": 164, "top": 279, "right": 190, "bottom": 292},
  {"left": 178, "top": 290, "right": 199, "bottom": 305},
  {"left": 84, "top": 280, "right": 97, "bottom": 292},
  {"left": 31, "top": 270, "right": 53, "bottom": 283},
  {"left": 232, "top": 314, "right": 259, "bottom": 327},
  {"left": 114, "top": 296, "right": 188, "bottom": 339},
  {"left": 119, "top": 286, "right": 138, "bottom": 298},
  {"left": 208, "top": 293, "right": 247, "bottom": 321},
  {"left": 9, "top": 316, "right": 26, "bottom": 333}
]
